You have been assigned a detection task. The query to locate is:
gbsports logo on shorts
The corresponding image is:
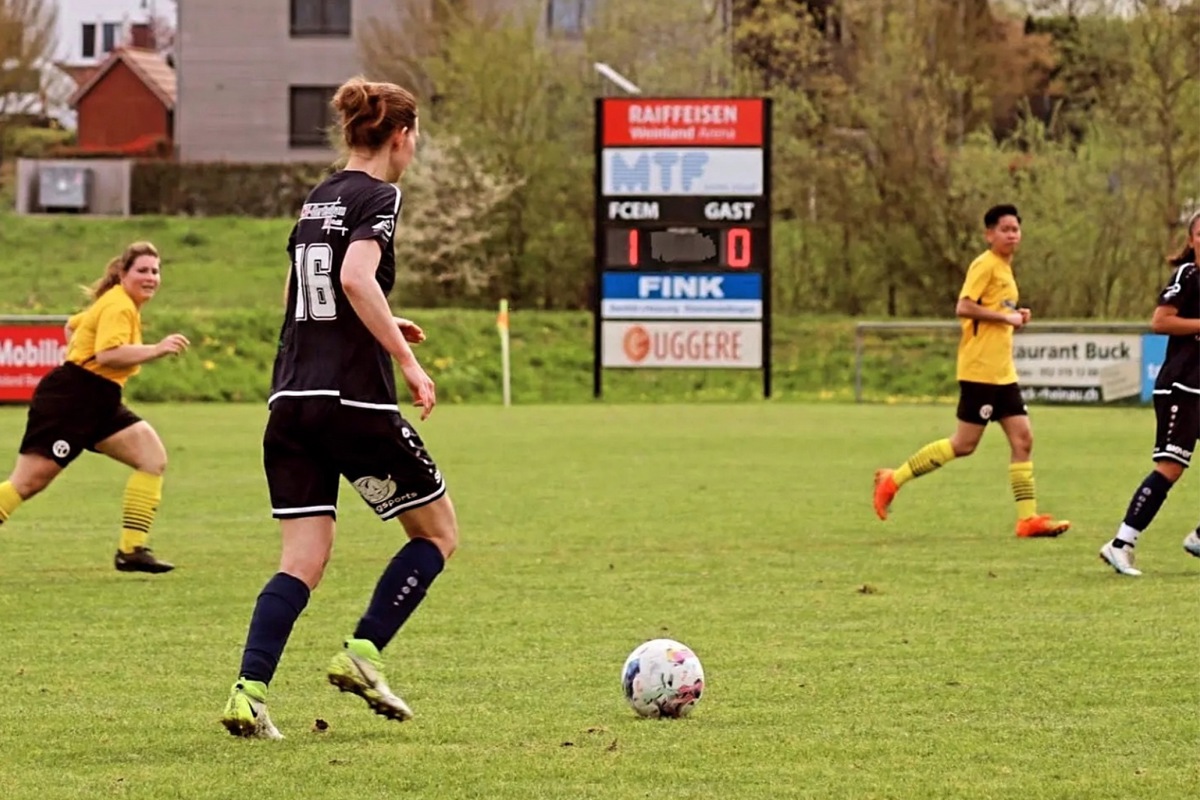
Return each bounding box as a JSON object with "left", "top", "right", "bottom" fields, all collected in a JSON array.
[
  {"left": 979, "top": 404, "right": 994, "bottom": 420},
  {"left": 352, "top": 475, "right": 396, "bottom": 505},
  {"left": 52, "top": 440, "right": 70, "bottom": 459}
]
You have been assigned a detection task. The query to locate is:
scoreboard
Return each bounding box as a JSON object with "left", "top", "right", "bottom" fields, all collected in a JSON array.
[{"left": 593, "top": 98, "right": 772, "bottom": 397}]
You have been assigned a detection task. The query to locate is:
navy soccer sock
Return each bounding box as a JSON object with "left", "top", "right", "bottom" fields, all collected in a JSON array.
[
  {"left": 1113, "top": 471, "right": 1174, "bottom": 548},
  {"left": 353, "top": 538, "right": 445, "bottom": 651},
  {"left": 238, "top": 572, "right": 311, "bottom": 685}
]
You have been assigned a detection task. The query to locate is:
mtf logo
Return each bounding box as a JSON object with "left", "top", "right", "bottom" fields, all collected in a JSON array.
[
  {"left": 602, "top": 148, "right": 764, "bottom": 196},
  {"left": 609, "top": 151, "right": 709, "bottom": 193}
]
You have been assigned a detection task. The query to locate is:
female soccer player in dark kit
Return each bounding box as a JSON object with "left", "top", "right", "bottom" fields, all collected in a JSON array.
[
  {"left": 221, "top": 76, "right": 459, "bottom": 739},
  {"left": 1099, "top": 211, "right": 1200, "bottom": 577}
]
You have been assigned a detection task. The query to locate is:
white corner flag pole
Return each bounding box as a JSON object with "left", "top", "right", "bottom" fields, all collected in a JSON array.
[{"left": 497, "top": 299, "right": 511, "bottom": 407}]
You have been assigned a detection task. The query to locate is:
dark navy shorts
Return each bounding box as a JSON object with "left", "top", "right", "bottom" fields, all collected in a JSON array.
[{"left": 263, "top": 397, "right": 446, "bottom": 520}]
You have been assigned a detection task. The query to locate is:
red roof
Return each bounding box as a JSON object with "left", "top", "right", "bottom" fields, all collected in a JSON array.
[
  {"left": 68, "top": 47, "right": 176, "bottom": 110},
  {"left": 58, "top": 64, "right": 100, "bottom": 87}
]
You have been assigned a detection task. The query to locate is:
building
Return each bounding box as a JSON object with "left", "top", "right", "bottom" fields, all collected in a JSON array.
[
  {"left": 9, "top": 0, "right": 179, "bottom": 130},
  {"left": 68, "top": 47, "right": 175, "bottom": 155},
  {"left": 177, "top": 0, "right": 396, "bottom": 163},
  {"left": 55, "top": 0, "right": 177, "bottom": 69},
  {"left": 177, "top": 0, "right": 583, "bottom": 163}
]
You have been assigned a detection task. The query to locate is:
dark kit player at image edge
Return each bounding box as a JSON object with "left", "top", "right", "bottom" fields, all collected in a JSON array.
[{"left": 1099, "top": 210, "right": 1200, "bottom": 577}]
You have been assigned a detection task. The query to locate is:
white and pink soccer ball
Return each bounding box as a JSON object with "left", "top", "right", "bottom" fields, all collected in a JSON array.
[{"left": 621, "top": 638, "right": 705, "bottom": 718}]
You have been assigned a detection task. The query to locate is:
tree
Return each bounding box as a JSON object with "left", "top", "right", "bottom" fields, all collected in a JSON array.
[
  {"left": 364, "top": 2, "right": 583, "bottom": 307},
  {"left": 357, "top": 0, "right": 1190, "bottom": 318},
  {"left": 1113, "top": 1, "right": 1200, "bottom": 249},
  {"left": 0, "top": 0, "right": 60, "bottom": 163},
  {"left": 363, "top": 0, "right": 743, "bottom": 309},
  {"left": 584, "top": 0, "right": 736, "bottom": 95},
  {"left": 392, "top": 135, "right": 524, "bottom": 304}
]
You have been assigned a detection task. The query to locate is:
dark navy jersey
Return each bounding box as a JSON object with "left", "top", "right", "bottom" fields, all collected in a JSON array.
[
  {"left": 269, "top": 170, "right": 403, "bottom": 410},
  {"left": 1154, "top": 262, "right": 1200, "bottom": 394}
]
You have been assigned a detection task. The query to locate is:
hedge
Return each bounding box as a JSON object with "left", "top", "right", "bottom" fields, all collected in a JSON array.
[{"left": 130, "top": 161, "right": 337, "bottom": 217}]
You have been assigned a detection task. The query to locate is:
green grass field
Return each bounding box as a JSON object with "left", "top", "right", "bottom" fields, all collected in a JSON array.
[{"left": 0, "top": 402, "right": 1196, "bottom": 800}]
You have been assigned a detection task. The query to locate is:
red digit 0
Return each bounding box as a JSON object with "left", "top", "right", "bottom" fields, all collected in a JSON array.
[{"left": 726, "top": 228, "right": 751, "bottom": 268}]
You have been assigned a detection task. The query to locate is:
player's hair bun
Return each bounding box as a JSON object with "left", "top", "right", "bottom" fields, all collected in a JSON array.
[{"left": 332, "top": 76, "right": 417, "bottom": 152}]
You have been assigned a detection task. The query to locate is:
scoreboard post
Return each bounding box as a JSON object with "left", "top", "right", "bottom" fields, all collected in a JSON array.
[{"left": 593, "top": 97, "right": 772, "bottom": 398}]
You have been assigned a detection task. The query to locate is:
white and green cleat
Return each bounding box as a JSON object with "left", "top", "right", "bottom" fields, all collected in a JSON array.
[
  {"left": 327, "top": 638, "right": 414, "bottom": 722},
  {"left": 220, "top": 679, "right": 284, "bottom": 740}
]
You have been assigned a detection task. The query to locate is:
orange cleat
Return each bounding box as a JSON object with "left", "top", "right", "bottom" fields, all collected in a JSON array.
[
  {"left": 873, "top": 469, "right": 898, "bottom": 521},
  {"left": 1015, "top": 514, "right": 1071, "bottom": 538}
]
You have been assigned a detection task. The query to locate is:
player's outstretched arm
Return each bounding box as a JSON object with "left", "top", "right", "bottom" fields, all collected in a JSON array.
[{"left": 95, "top": 334, "right": 190, "bottom": 368}]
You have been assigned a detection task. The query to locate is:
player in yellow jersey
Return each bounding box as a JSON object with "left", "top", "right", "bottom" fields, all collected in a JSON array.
[
  {"left": 0, "top": 242, "right": 189, "bottom": 572},
  {"left": 872, "top": 204, "right": 1070, "bottom": 538}
]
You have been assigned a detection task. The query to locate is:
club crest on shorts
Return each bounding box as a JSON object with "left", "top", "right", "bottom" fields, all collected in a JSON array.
[
  {"left": 979, "top": 404, "right": 993, "bottom": 420},
  {"left": 352, "top": 475, "right": 396, "bottom": 505},
  {"left": 52, "top": 440, "right": 70, "bottom": 459}
]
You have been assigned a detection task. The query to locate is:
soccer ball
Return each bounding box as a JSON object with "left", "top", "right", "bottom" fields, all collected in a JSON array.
[{"left": 620, "top": 638, "right": 705, "bottom": 718}]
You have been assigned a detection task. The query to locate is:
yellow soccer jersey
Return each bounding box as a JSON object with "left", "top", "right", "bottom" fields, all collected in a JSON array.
[
  {"left": 66, "top": 285, "right": 143, "bottom": 387},
  {"left": 957, "top": 250, "right": 1019, "bottom": 385}
]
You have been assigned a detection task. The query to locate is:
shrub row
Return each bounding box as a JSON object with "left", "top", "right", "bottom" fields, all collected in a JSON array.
[{"left": 130, "top": 161, "right": 335, "bottom": 217}]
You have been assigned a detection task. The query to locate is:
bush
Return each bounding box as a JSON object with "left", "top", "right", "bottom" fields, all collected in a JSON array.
[
  {"left": 130, "top": 161, "right": 336, "bottom": 216},
  {"left": 3, "top": 126, "right": 75, "bottom": 158}
]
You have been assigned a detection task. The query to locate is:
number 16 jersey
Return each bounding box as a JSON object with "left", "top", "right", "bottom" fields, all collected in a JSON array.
[{"left": 269, "top": 170, "right": 403, "bottom": 412}]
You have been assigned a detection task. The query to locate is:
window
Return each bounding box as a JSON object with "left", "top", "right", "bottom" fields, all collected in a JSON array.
[
  {"left": 290, "top": 0, "right": 351, "bottom": 37},
  {"left": 547, "top": 0, "right": 594, "bottom": 37},
  {"left": 101, "top": 22, "right": 118, "bottom": 53},
  {"left": 81, "top": 23, "right": 96, "bottom": 58},
  {"left": 289, "top": 86, "right": 337, "bottom": 148}
]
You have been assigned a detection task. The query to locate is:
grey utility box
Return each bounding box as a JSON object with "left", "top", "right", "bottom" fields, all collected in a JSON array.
[{"left": 38, "top": 165, "right": 93, "bottom": 212}]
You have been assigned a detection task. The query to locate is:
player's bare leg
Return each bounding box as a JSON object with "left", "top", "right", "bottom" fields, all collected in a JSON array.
[
  {"left": 874, "top": 421, "right": 981, "bottom": 520},
  {"left": 0, "top": 454, "right": 60, "bottom": 536}
]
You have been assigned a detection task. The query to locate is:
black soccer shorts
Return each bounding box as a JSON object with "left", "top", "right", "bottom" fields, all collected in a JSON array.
[
  {"left": 19, "top": 363, "right": 143, "bottom": 467},
  {"left": 1152, "top": 389, "right": 1200, "bottom": 468},
  {"left": 955, "top": 381, "right": 1027, "bottom": 426},
  {"left": 263, "top": 397, "right": 446, "bottom": 520}
]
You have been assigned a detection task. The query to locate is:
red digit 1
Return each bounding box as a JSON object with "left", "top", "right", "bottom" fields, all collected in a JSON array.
[
  {"left": 628, "top": 229, "right": 639, "bottom": 268},
  {"left": 726, "top": 228, "right": 751, "bottom": 268}
]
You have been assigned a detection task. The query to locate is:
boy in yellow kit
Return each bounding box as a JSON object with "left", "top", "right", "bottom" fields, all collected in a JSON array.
[{"left": 873, "top": 204, "right": 1070, "bottom": 538}]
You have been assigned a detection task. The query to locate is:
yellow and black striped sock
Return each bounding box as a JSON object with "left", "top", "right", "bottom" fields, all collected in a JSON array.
[
  {"left": 119, "top": 471, "right": 162, "bottom": 553},
  {"left": 0, "top": 481, "right": 23, "bottom": 526},
  {"left": 894, "top": 438, "right": 957, "bottom": 487},
  {"left": 1009, "top": 461, "right": 1037, "bottom": 519}
]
